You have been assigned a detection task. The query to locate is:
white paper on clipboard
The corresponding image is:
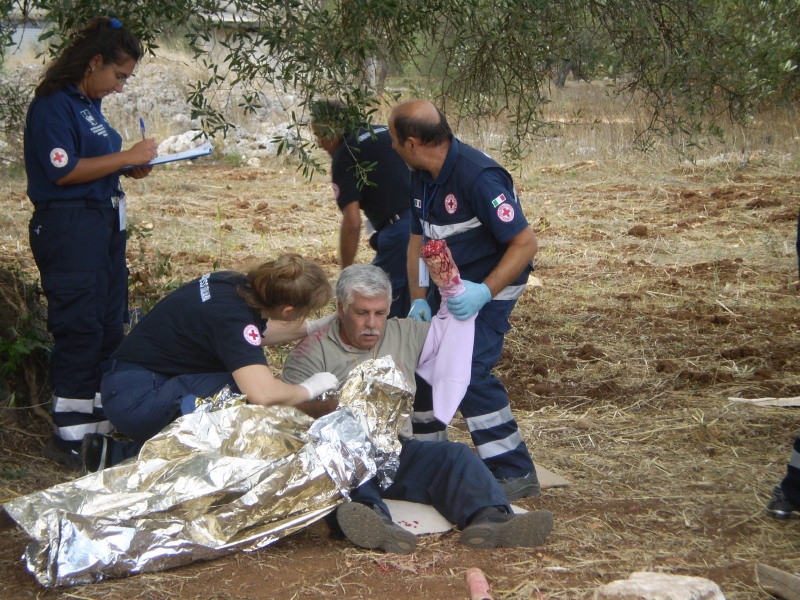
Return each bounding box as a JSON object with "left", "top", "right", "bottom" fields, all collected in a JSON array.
[{"left": 122, "top": 141, "right": 213, "bottom": 171}]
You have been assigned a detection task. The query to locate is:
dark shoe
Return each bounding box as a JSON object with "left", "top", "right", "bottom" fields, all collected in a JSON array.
[
  {"left": 461, "top": 507, "right": 554, "bottom": 548},
  {"left": 336, "top": 502, "right": 416, "bottom": 554},
  {"left": 766, "top": 485, "right": 800, "bottom": 520},
  {"left": 81, "top": 433, "right": 113, "bottom": 474},
  {"left": 498, "top": 471, "right": 542, "bottom": 501},
  {"left": 43, "top": 436, "right": 83, "bottom": 472}
]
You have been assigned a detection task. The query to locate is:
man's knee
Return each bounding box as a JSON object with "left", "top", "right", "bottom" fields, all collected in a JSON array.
[{"left": 438, "top": 440, "right": 476, "bottom": 463}]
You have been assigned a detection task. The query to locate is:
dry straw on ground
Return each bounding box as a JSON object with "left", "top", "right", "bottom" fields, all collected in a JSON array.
[{"left": 1, "top": 53, "right": 799, "bottom": 598}]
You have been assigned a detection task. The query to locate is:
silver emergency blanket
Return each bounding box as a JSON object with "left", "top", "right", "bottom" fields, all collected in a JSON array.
[{"left": 3, "top": 356, "right": 412, "bottom": 587}]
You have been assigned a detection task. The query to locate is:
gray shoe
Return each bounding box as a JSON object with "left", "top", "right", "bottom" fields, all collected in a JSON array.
[
  {"left": 336, "top": 502, "right": 417, "bottom": 554},
  {"left": 498, "top": 471, "right": 542, "bottom": 501},
  {"left": 766, "top": 485, "right": 800, "bottom": 520},
  {"left": 460, "top": 507, "right": 554, "bottom": 548}
]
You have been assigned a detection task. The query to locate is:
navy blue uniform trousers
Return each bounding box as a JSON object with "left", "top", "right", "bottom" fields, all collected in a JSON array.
[
  {"left": 100, "top": 360, "right": 236, "bottom": 464},
  {"left": 780, "top": 428, "right": 800, "bottom": 506},
  {"left": 412, "top": 296, "right": 535, "bottom": 479},
  {"left": 350, "top": 439, "right": 510, "bottom": 529},
  {"left": 371, "top": 212, "right": 411, "bottom": 319},
  {"left": 29, "top": 205, "right": 126, "bottom": 444}
]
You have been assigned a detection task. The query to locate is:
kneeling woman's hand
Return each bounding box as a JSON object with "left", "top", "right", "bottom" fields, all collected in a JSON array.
[
  {"left": 233, "top": 365, "right": 338, "bottom": 406},
  {"left": 299, "top": 372, "right": 339, "bottom": 400}
]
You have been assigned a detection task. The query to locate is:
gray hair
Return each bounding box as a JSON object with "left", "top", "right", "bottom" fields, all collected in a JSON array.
[{"left": 336, "top": 264, "right": 392, "bottom": 311}]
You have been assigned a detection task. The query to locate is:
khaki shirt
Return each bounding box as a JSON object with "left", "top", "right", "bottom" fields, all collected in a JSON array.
[{"left": 282, "top": 317, "right": 431, "bottom": 439}]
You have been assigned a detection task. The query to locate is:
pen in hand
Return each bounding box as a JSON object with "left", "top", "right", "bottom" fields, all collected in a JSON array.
[{"left": 139, "top": 117, "right": 146, "bottom": 140}]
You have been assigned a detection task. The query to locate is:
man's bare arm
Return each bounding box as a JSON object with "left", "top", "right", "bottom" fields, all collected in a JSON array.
[
  {"left": 339, "top": 201, "right": 362, "bottom": 269},
  {"left": 482, "top": 227, "right": 538, "bottom": 296}
]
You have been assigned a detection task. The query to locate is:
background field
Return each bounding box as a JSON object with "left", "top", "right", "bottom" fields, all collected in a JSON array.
[{"left": 0, "top": 52, "right": 799, "bottom": 598}]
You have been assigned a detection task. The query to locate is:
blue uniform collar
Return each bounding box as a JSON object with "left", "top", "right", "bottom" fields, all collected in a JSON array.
[{"left": 64, "top": 83, "right": 102, "bottom": 110}]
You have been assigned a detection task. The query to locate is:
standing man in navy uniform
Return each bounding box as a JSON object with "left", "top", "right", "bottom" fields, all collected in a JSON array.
[
  {"left": 311, "top": 100, "right": 412, "bottom": 318},
  {"left": 24, "top": 18, "right": 158, "bottom": 469},
  {"left": 388, "top": 99, "right": 540, "bottom": 501}
]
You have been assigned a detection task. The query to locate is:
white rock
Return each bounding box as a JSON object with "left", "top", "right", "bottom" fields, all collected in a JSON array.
[
  {"left": 158, "top": 131, "right": 208, "bottom": 155},
  {"left": 526, "top": 275, "right": 543, "bottom": 288},
  {"left": 593, "top": 572, "right": 725, "bottom": 600}
]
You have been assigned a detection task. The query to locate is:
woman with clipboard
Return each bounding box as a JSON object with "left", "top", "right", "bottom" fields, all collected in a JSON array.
[{"left": 24, "top": 17, "right": 158, "bottom": 470}]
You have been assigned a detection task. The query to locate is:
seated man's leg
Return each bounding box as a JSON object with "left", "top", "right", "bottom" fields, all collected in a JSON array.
[
  {"left": 386, "top": 440, "right": 554, "bottom": 548},
  {"left": 335, "top": 479, "right": 417, "bottom": 554},
  {"left": 385, "top": 439, "right": 508, "bottom": 527}
]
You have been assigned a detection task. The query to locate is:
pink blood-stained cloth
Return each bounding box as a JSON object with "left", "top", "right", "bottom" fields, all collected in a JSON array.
[{"left": 416, "top": 239, "right": 476, "bottom": 425}]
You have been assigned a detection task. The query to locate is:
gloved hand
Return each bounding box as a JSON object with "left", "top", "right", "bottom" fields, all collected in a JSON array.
[
  {"left": 408, "top": 298, "right": 432, "bottom": 322},
  {"left": 306, "top": 312, "right": 336, "bottom": 335},
  {"left": 447, "top": 281, "right": 491, "bottom": 320},
  {"left": 299, "top": 372, "right": 339, "bottom": 400}
]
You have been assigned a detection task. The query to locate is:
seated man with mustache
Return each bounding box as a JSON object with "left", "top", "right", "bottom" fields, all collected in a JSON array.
[{"left": 282, "top": 264, "right": 554, "bottom": 554}]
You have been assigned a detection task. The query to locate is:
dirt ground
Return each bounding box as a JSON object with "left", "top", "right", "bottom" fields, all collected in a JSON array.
[{"left": 0, "top": 151, "right": 799, "bottom": 599}]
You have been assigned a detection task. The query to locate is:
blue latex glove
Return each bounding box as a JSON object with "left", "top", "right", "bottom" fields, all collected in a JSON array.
[
  {"left": 407, "top": 298, "right": 432, "bottom": 322},
  {"left": 447, "top": 281, "right": 491, "bottom": 320}
]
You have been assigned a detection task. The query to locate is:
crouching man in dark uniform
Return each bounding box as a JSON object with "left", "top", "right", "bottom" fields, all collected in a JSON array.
[{"left": 311, "top": 100, "right": 412, "bottom": 318}]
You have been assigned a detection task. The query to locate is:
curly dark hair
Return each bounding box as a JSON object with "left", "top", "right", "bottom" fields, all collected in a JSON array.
[{"left": 36, "top": 17, "right": 142, "bottom": 97}]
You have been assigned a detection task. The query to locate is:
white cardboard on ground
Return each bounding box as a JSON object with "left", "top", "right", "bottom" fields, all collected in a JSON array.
[
  {"left": 729, "top": 396, "right": 800, "bottom": 407},
  {"left": 385, "top": 464, "right": 570, "bottom": 534}
]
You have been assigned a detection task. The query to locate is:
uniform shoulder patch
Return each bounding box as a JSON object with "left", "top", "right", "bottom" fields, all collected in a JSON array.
[
  {"left": 496, "top": 203, "right": 515, "bottom": 222},
  {"left": 50, "top": 148, "right": 68, "bottom": 168},
  {"left": 243, "top": 324, "right": 262, "bottom": 346}
]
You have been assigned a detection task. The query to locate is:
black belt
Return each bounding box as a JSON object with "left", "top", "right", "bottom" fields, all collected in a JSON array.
[
  {"left": 376, "top": 209, "right": 410, "bottom": 231},
  {"left": 34, "top": 198, "right": 120, "bottom": 211}
]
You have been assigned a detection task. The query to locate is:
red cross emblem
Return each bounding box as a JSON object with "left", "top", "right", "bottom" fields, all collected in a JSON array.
[
  {"left": 50, "top": 148, "right": 68, "bottom": 168},
  {"left": 243, "top": 324, "right": 262, "bottom": 345},
  {"left": 496, "top": 203, "right": 515, "bottom": 222},
  {"left": 444, "top": 194, "right": 458, "bottom": 214}
]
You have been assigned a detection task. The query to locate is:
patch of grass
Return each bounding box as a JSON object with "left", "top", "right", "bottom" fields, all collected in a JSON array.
[
  {"left": 222, "top": 151, "right": 246, "bottom": 167},
  {"left": 0, "top": 460, "right": 27, "bottom": 479}
]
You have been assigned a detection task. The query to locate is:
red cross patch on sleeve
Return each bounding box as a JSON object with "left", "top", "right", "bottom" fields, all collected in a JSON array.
[
  {"left": 50, "top": 148, "right": 68, "bottom": 168},
  {"left": 496, "top": 203, "right": 515, "bottom": 222},
  {"left": 243, "top": 324, "right": 262, "bottom": 345}
]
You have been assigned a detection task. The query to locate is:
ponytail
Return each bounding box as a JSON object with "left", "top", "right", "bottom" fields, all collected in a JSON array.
[{"left": 240, "top": 254, "right": 332, "bottom": 320}]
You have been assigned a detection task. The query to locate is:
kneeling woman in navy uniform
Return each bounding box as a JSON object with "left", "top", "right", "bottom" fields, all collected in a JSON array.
[
  {"left": 25, "top": 17, "right": 159, "bottom": 468},
  {"left": 86, "top": 254, "right": 339, "bottom": 470}
]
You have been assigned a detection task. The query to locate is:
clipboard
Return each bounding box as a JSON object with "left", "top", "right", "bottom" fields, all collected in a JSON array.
[{"left": 122, "top": 141, "right": 214, "bottom": 171}]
